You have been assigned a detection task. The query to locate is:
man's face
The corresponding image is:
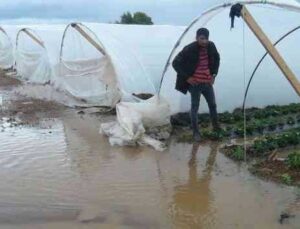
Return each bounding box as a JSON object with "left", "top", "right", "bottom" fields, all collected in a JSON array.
[{"left": 197, "top": 35, "right": 208, "bottom": 47}]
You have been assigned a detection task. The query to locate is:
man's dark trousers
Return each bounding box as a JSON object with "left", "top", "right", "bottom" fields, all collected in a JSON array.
[{"left": 188, "top": 83, "right": 218, "bottom": 134}]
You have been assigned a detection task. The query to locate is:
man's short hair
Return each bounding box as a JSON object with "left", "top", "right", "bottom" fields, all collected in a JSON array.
[{"left": 196, "top": 28, "right": 209, "bottom": 39}]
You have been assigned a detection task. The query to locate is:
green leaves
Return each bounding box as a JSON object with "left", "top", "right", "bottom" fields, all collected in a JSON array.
[
  {"left": 227, "top": 128, "right": 300, "bottom": 157},
  {"left": 225, "top": 145, "right": 245, "bottom": 161},
  {"left": 117, "top": 12, "right": 154, "bottom": 25},
  {"left": 287, "top": 152, "right": 300, "bottom": 169},
  {"left": 230, "top": 146, "right": 244, "bottom": 161},
  {"left": 281, "top": 173, "right": 293, "bottom": 185}
]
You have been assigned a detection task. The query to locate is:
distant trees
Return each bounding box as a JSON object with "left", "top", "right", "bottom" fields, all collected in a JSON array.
[{"left": 115, "top": 12, "right": 154, "bottom": 25}]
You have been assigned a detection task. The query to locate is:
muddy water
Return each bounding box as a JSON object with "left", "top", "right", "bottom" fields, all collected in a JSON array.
[
  {"left": 0, "top": 71, "right": 299, "bottom": 228},
  {"left": 0, "top": 110, "right": 299, "bottom": 229}
]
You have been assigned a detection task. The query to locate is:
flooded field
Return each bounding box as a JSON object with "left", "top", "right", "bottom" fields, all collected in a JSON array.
[{"left": 0, "top": 73, "right": 300, "bottom": 228}]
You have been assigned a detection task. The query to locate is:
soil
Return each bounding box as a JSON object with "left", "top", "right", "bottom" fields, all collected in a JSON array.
[
  {"left": 171, "top": 107, "right": 300, "bottom": 186},
  {"left": 250, "top": 160, "right": 300, "bottom": 186},
  {"left": 0, "top": 70, "right": 66, "bottom": 127},
  {"left": 0, "top": 70, "right": 21, "bottom": 88}
]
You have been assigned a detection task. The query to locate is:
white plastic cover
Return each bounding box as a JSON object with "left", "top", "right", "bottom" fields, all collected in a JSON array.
[
  {"left": 100, "top": 96, "right": 170, "bottom": 151},
  {"left": 3, "top": 23, "right": 184, "bottom": 107},
  {"left": 160, "top": 0, "right": 300, "bottom": 114},
  {"left": 68, "top": 23, "right": 185, "bottom": 96},
  {"left": 15, "top": 28, "right": 52, "bottom": 84},
  {"left": 57, "top": 23, "right": 120, "bottom": 106},
  {"left": 0, "top": 28, "right": 13, "bottom": 69}
]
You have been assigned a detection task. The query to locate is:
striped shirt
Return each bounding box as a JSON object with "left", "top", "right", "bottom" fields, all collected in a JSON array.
[{"left": 191, "top": 47, "right": 212, "bottom": 84}]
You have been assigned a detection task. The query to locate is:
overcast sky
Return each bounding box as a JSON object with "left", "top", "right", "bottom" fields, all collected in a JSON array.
[
  {"left": 0, "top": 0, "right": 223, "bottom": 25},
  {"left": 0, "top": 0, "right": 299, "bottom": 25}
]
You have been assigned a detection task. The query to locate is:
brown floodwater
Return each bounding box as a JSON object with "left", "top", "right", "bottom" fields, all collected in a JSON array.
[
  {"left": 0, "top": 73, "right": 300, "bottom": 228},
  {"left": 0, "top": 110, "right": 299, "bottom": 229}
]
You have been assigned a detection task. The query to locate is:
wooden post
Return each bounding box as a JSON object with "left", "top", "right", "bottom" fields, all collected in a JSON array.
[
  {"left": 71, "top": 24, "right": 106, "bottom": 56},
  {"left": 241, "top": 6, "right": 300, "bottom": 97},
  {"left": 22, "top": 29, "right": 45, "bottom": 48}
]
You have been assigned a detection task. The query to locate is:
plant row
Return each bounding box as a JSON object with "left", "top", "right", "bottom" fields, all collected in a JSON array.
[{"left": 223, "top": 128, "right": 300, "bottom": 161}]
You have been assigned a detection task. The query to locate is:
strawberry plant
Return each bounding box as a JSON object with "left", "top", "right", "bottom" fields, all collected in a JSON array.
[
  {"left": 287, "top": 152, "right": 300, "bottom": 169},
  {"left": 287, "top": 117, "right": 296, "bottom": 126},
  {"left": 281, "top": 173, "right": 293, "bottom": 185}
]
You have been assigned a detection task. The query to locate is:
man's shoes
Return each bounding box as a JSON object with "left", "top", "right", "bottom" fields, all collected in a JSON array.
[{"left": 193, "top": 132, "right": 201, "bottom": 142}]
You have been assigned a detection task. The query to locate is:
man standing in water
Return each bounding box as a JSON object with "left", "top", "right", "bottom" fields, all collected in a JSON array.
[{"left": 173, "top": 28, "right": 220, "bottom": 142}]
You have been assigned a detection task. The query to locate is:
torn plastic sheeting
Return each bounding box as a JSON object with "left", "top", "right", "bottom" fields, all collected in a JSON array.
[
  {"left": 100, "top": 96, "right": 170, "bottom": 151},
  {"left": 0, "top": 28, "right": 13, "bottom": 69}
]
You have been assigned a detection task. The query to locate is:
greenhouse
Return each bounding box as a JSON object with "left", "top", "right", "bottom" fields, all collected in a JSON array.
[
  {"left": 0, "top": 26, "right": 14, "bottom": 69},
  {"left": 6, "top": 23, "right": 184, "bottom": 107},
  {"left": 58, "top": 23, "right": 184, "bottom": 106},
  {"left": 159, "top": 0, "right": 300, "bottom": 114},
  {"left": 15, "top": 27, "right": 53, "bottom": 84}
]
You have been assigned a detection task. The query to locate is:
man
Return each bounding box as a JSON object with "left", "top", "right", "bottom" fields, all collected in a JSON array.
[{"left": 172, "top": 28, "right": 220, "bottom": 142}]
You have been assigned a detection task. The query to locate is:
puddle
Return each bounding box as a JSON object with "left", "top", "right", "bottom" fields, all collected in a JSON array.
[
  {"left": 0, "top": 72, "right": 299, "bottom": 228},
  {"left": 0, "top": 113, "right": 299, "bottom": 228}
]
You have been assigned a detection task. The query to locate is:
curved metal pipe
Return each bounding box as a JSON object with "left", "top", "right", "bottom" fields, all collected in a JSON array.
[
  {"left": 59, "top": 22, "right": 107, "bottom": 63},
  {"left": 15, "top": 28, "right": 46, "bottom": 69},
  {"left": 158, "top": 0, "right": 300, "bottom": 94},
  {"left": 242, "top": 25, "right": 300, "bottom": 110}
]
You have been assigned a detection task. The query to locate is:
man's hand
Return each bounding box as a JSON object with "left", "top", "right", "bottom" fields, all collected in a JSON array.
[{"left": 187, "top": 77, "right": 196, "bottom": 85}]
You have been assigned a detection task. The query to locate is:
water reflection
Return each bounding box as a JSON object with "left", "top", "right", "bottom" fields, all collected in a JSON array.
[
  {"left": 170, "top": 142, "right": 218, "bottom": 228},
  {"left": 0, "top": 111, "right": 300, "bottom": 228}
]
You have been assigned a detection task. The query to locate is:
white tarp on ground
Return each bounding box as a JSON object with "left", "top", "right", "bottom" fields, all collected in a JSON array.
[
  {"left": 160, "top": 0, "right": 300, "bottom": 114},
  {"left": 0, "top": 28, "right": 13, "bottom": 69}
]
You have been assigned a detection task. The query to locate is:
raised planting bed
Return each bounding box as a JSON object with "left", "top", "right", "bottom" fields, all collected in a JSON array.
[
  {"left": 222, "top": 128, "right": 300, "bottom": 159},
  {"left": 172, "top": 103, "right": 300, "bottom": 142},
  {"left": 221, "top": 129, "right": 300, "bottom": 186},
  {"left": 250, "top": 152, "right": 300, "bottom": 186}
]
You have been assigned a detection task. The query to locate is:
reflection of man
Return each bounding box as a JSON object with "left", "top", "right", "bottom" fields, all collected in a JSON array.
[
  {"left": 170, "top": 143, "right": 218, "bottom": 228},
  {"left": 173, "top": 28, "right": 220, "bottom": 142}
]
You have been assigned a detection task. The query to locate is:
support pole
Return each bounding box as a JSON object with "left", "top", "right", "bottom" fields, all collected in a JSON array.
[
  {"left": 22, "top": 29, "right": 45, "bottom": 48},
  {"left": 71, "top": 23, "right": 106, "bottom": 56},
  {"left": 231, "top": 4, "right": 300, "bottom": 97}
]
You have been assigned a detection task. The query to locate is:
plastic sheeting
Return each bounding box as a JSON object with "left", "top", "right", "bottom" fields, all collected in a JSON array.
[
  {"left": 3, "top": 25, "right": 64, "bottom": 84},
  {"left": 160, "top": 0, "right": 300, "bottom": 114},
  {"left": 3, "top": 23, "right": 185, "bottom": 107},
  {"left": 16, "top": 29, "right": 52, "bottom": 84},
  {"left": 58, "top": 23, "right": 120, "bottom": 106},
  {"left": 0, "top": 28, "right": 13, "bottom": 69},
  {"left": 100, "top": 96, "right": 170, "bottom": 151},
  {"left": 60, "top": 23, "right": 185, "bottom": 103}
]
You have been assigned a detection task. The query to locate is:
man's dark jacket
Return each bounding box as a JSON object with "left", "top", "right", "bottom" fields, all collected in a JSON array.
[{"left": 172, "top": 41, "right": 220, "bottom": 94}]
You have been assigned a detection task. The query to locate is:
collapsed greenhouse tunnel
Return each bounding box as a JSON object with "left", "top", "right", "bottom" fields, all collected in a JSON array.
[
  {"left": 159, "top": 0, "right": 300, "bottom": 115},
  {"left": 60, "top": 22, "right": 179, "bottom": 107},
  {"left": 58, "top": 23, "right": 121, "bottom": 106},
  {"left": 15, "top": 28, "right": 52, "bottom": 84},
  {"left": 0, "top": 27, "right": 14, "bottom": 70}
]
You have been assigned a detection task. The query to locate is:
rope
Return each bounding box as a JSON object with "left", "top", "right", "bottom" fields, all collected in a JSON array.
[{"left": 242, "top": 9, "right": 247, "bottom": 162}]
